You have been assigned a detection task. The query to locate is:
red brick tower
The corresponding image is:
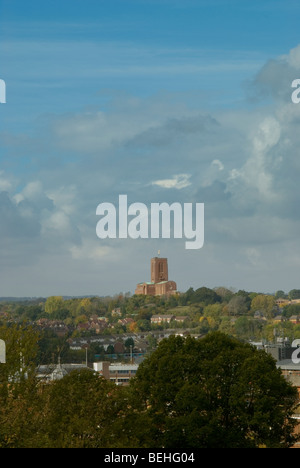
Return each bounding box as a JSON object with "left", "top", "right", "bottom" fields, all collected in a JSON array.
[
  {"left": 135, "top": 256, "right": 177, "bottom": 297},
  {"left": 151, "top": 257, "right": 168, "bottom": 283}
]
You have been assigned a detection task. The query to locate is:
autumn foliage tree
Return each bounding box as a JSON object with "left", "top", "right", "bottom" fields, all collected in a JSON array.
[{"left": 251, "top": 294, "right": 276, "bottom": 319}]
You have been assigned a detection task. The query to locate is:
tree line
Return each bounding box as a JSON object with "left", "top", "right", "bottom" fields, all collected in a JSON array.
[
  {"left": 0, "top": 324, "right": 298, "bottom": 448},
  {"left": 3, "top": 286, "right": 300, "bottom": 365}
]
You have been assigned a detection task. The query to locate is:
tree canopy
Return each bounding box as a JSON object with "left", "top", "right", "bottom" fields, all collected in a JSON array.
[
  {"left": 0, "top": 325, "right": 299, "bottom": 448},
  {"left": 131, "top": 332, "right": 299, "bottom": 448}
]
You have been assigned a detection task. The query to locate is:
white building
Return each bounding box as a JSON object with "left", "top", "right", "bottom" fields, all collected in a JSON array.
[{"left": 94, "top": 361, "right": 139, "bottom": 385}]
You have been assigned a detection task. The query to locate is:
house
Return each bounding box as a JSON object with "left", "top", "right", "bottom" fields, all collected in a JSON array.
[
  {"left": 89, "top": 318, "right": 108, "bottom": 333},
  {"left": 276, "top": 298, "right": 290, "bottom": 307},
  {"left": 151, "top": 314, "right": 175, "bottom": 325},
  {"left": 289, "top": 315, "right": 300, "bottom": 325},
  {"left": 111, "top": 308, "right": 122, "bottom": 317},
  {"left": 118, "top": 317, "right": 135, "bottom": 327},
  {"left": 273, "top": 315, "right": 287, "bottom": 323},
  {"left": 76, "top": 317, "right": 109, "bottom": 333},
  {"left": 174, "top": 316, "right": 189, "bottom": 323},
  {"left": 36, "top": 318, "right": 70, "bottom": 337}
]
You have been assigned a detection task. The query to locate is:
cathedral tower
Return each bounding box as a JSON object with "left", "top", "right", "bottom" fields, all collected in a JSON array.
[
  {"left": 135, "top": 256, "right": 177, "bottom": 297},
  {"left": 151, "top": 257, "right": 168, "bottom": 283}
]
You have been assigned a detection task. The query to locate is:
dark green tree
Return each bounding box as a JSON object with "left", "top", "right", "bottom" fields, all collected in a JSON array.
[
  {"left": 42, "top": 369, "right": 120, "bottom": 448},
  {"left": 131, "top": 332, "right": 299, "bottom": 448},
  {"left": 275, "top": 290, "right": 287, "bottom": 299},
  {"left": 125, "top": 337, "right": 135, "bottom": 350},
  {"left": 191, "top": 287, "right": 221, "bottom": 305},
  {"left": 289, "top": 290, "right": 300, "bottom": 300}
]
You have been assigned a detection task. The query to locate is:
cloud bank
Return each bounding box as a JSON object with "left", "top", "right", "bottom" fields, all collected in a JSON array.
[{"left": 2, "top": 44, "right": 300, "bottom": 295}]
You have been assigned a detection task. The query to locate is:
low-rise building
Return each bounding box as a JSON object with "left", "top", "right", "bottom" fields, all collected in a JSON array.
[
  {"left": 111, "top": 308, "right": 122, "bottom": 317},
  {"left": 94, "top": 361, "right": 139, "bottom": 386},
  {"left": 118, "top": 317, "right": 135, "bottom": 327},
  {"left": 273, "top": 314, "right": 287, "bottom": 323},
  {"left": 290, "top": 315, "right": 300, "bottom": 325},
  {"left": 174, "top": 316, "right": 189, "bottom": 323},
  {"left": 151, "top": 314, "right": 175, "bottom": 325},
  {"left": 37, "top": 362, "right": 88, "bottom": 382}
]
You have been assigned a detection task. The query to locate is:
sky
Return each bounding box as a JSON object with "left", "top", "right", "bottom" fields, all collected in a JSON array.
[{"left": 1, "top": 0, "right": 300, "bottom": 297}]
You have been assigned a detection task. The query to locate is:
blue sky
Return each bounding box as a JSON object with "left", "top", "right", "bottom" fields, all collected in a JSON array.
[{"left": 1, "top": 0, "right": 300, "bottom": 296}]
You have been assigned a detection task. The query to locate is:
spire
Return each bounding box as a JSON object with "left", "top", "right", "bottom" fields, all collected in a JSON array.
[{"left": 51, "top": 354, "right": 67, "bottom": 380}]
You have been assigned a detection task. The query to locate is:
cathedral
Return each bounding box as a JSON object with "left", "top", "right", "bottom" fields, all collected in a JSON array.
[{"left": 135, "top": 256, "right": 177, "bottom": 297}]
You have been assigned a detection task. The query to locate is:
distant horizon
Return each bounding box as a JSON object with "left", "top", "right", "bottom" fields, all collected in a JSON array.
[{"left": 0, "top": 286, "right": 293, "bottom": 301}]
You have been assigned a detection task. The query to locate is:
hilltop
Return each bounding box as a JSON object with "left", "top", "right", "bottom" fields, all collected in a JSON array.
[{"left": 1, "top": 286, "right": 300, "bottom": 365}]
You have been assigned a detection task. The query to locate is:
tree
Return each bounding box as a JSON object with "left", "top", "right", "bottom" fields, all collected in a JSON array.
[
  {"left": 214, "top": 287, "right": 234, "bottom": 302},
  {"left": 16, "top": 304, "right": 43, "bottom": 321},
  {"left": 275, "top": 290, "right": 287, "bottom": 300},
  {"left": 42, "top": 369, "right": 119, "bottom": 448},
  {"left": 227, "top": 295, "right": 248, "bottom": 316},
  {"left": 234, "top": 316, "right": 265, "bottom": 340},
  {"left": 125, "top": 337, "right": 134, "bottom": 350},
  {"left": 78, "top": 298, "right": 93, "bottom": 314},
  {"left": 251, "top": 294, "right": 276, "bottom": 319},
  {"left": 181, "top": 287, "right": 221, "bottom": 306},
  {"left": 203, "top": 303, "right": 223, "bottom": 320},
  {"left": 106, "top": 345, "right": 114, "bottom": 354},
  {"left": 283, "top": 304, "right": 300, "bottom": 319},
  {"left": 131, "top": 332, "right": 299, "bottom": 448},
  {"left": 192, "top": 287, "right": 221, "bottom": 305},
  {"left": 45, "top": 296, "right": 64, "bottom": 315},
  {"left": 136, "top": 319, "right": 151, "bottom": 331},
  {"left": 128, "top": 321, "right": 138, "bottom": 333},
  {"left": 289, "top": 289, "right": 300, "bottom": 300}
]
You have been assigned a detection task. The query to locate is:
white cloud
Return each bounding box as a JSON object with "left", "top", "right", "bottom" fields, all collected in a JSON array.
[
  {"left": 252, "top": 117, "right": 281, "bottom": 154},
  {"left": 70, "top": 241, "right": 113, "bottom": 261},
  {"left": 286, "top": 44, "right": 300, "bottom": 69},
  {"left": 151, "top": 174, "right": 192, "bottom": 190},
  {"left": 46, "top": 185, "right": 78, "bottom": 216},
  {"left": 238, "top": 116, "right": 281, "bottom": 201},
  {"left": 212, "top": 159, "right": 224, "bottom": 171},
  {"left": 42, "top": 211, "right": 71, "bottom": 234},
  {"left": 0, "top": 171, "right": 13, "bottom": 192}
]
